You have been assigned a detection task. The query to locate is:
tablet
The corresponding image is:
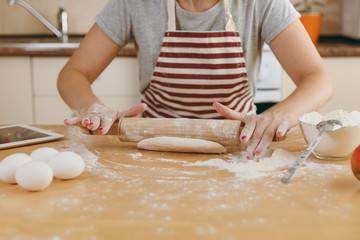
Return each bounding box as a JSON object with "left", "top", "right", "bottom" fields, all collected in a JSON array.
[{"left": 0, "top": 124, "right": 64, "bottom": 150}]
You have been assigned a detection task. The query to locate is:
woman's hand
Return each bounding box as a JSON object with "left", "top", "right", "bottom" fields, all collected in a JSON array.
[
  {"left": 64, "top": 103, "right": 147, "bottom": 134},
  {"left": 213, "top": 102, "right": 291, "bottom": 160}
]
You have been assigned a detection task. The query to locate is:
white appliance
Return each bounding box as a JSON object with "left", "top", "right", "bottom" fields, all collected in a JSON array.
[
  {"left": 255, "top": 44, "right": 282, "bottom": 104},
  {"left": 342, "top": 0, "right": 360, "bottom": 39}
]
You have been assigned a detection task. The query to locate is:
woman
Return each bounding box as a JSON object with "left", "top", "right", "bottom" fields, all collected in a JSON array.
[{"left": 57, "top": 0, "right": 333, "bottom": 160}]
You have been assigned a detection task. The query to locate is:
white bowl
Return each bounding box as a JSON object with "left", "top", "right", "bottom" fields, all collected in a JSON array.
[{"left": 299, "top": 119, "right": 360, "bottom": 160}]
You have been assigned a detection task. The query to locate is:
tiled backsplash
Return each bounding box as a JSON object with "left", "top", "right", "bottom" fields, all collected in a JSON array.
[{"left": 0, "top": 0, "right": 342, "bottom": 36}]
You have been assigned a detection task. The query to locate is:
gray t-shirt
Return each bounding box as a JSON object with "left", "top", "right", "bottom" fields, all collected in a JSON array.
[{"left": 95, "top": 0, "right": 300, "bottom": 94}]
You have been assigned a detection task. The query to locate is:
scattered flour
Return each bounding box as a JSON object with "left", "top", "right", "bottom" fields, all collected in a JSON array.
[
  {"left": 59, "top": 126, "right": 347, "bottom": 182},
  {"left": 300, "top": 109, "right": 360, "bottom": 126},
  {"left": 130, "top": 153, "right": 143, "bottom": 159},
  {"left": 4, "top": 125, "right": 348, "bottom": 239},
  {"left": 185, "top": 148, "right": 298, "bottom": 179}
]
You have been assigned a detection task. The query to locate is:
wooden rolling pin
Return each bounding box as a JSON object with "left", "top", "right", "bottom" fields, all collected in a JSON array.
[{"left": 118, "top": 118, "right": 285, "bottom": 147}]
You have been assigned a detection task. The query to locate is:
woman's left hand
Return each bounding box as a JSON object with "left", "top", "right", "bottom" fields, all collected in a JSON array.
[{"left": 213, "top": 102, "right": 291, "bottom": 160}]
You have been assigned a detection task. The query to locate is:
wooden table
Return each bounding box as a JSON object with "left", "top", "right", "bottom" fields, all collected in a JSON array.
[{"left": 0, "top": 125, "right": 359, "bottom": 239}]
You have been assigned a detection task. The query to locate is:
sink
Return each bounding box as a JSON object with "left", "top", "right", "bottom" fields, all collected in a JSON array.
[{"left": 0, "top": 36, "right": 82, "bottom": 49}]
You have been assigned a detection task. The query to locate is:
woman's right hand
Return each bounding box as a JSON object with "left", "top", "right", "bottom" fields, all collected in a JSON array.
[{"left": 64, "top": 103, "right": 147, "bottom": 134}]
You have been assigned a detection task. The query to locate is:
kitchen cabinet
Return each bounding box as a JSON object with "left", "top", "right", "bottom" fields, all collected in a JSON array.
[
  {"left": 282, "top": 57, "right": 360, "bottom": 112},
  {"left": 32, "top": 57, "right": 140, "bottom": 124},
  {"left": 0, "top": 57, "right": 33, "bottom": 124},
  {"left": 1, "top": 54, "right": 359, "bottom": 125},
  {"left": 0, "top": 56, "right": 140, "bottom": 124}
]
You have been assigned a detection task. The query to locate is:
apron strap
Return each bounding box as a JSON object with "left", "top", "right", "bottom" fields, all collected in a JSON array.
[
  {"left": 167, "top": 0, "right": 176, "bottom": 31},
  {"left": 223, "top": 0, "right": 237, "bottom": 31},
  {"left": 167, "top": 0, "right": 237, "bottom": 31}
]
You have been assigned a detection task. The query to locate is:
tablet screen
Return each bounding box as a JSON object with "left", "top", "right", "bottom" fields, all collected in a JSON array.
[
  {"left": 0, "top": 126, "right": 50, "bottom": 144},
  {"left": 0, "top": 125, "right": 64, "bottom": 150}
]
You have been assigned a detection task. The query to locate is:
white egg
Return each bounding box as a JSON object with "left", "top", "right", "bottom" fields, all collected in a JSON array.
[
  {"left": 49, "top": 151, "right": 85, "bottom": 179},
  {"left": 0, "top": 153, "right": 33, "bottom": 183},
  {"left": 15, "top": 161, "right": 53, "bottom": 191},
  {"left": 30, "top": 147, "right": 59, "bottom": 163}
]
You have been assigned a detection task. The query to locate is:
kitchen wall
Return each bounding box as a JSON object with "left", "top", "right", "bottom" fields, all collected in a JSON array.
[
  {"left": 290, "top": 0, "right": 343, "bottom": 35},
  {"left": 0, "top": 0, "right": 344, "bottom": 36},
  {"left": 0, "top": 0, "right": 107, "bottom": 35}
]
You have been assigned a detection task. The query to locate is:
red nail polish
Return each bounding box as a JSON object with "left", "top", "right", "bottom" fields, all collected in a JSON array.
[
  {"left": 99, "top": 128, "right": 103, "bottom": 131},
  {"left": 241, "top": 136, "right": 247, "bottom": 140}
]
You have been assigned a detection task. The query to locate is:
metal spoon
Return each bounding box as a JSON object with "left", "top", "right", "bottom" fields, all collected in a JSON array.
[{"left": 281, "top": 119, "right": 342, "bottom": 184}]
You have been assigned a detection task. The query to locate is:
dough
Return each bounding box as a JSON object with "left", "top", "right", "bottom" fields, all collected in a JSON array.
[
  {"left": 137, "top": 137, "right": 227, "bottom": 153},
  {"left": 0, "top": 153, "right": 33, "bottom": 183},
  {"left": 30, "top": 147, "right": 59, "bottom": 163},
  {"left": 49, "top": 151, "right": 85, "bottom": 179},
  {"left": 15, "top": 161, "right": 53, "bottom": 191}
]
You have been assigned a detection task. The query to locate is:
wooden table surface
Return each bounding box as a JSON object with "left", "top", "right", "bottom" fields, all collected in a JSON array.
[{"left": 0, "top": 125, "right": 359, "bottom": 239}]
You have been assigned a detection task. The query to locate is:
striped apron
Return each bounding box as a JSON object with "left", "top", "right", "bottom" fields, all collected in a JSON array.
[{"left": 142, "top": 0, "right": 257, "bottom": 119}]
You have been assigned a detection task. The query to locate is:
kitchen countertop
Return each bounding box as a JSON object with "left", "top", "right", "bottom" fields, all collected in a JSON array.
[
  {"left": 0, "top": 124, "right": 359, "bottom": 239},
  {"left": 0, "top": 36, "right": 359, "bottom": 57},
  {"left": 317, "top": 36, "right": 360, "bottom": 57},
  {"left": 0, "top": 36, "right": 137, "bottom": 57}
]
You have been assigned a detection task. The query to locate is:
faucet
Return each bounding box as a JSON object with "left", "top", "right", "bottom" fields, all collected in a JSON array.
[{"left": 8, "top": 0, "right": 69, "bottom": 43}]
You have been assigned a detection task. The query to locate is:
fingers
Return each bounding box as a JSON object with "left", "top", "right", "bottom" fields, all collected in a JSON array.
[
  {"left": 213, "top": 102, "right": 245, "bottom": 121},
  {"left": 249, "top": 120, "right": 280, "bottom": 159},
  {"left": 64, "top": 115, "right": 102, "bottom": 131},
  {"left": 88, "top": 116, "right": 101, "bottom": 131},
  {"left": 97, "top": 112, "right": 117, "bottom": 135},
  {"left": 64, "top": 116, "right": 103, "bottom": 133},
  {"left": 239, "top": 116, "right": 256, "bottom": 144},
  {"left": 64, "top": 104, "right": 147, "bottom": 135},
  {"left": 213, "top": 102, "right": 257, "bottom": 156},
  {"left": 213, "top": 102, "right": 290, "bottom": 160},
  {"left": 252, "top": 120, "right": 290, "bottom": 158},
  {"left": 118, "top": 103, "right": 147, "bottom": 118},
  {"left": 96, "top": 104, "right": 147, "bottom": 134},
  {"left": 63, "top": 104, "right": 146, "bottom": 135},
  {"left": 64, "top": 117, "right": 82, "bottom": 126},
  {"left": 245, "top": 116, "right": 290, "bottom": 160},
  {"left": 244, "top": 117, "right": 268, "bottom": 159},
  {"left": 276, "top": 122, "right": 289, "bottom": 137}
]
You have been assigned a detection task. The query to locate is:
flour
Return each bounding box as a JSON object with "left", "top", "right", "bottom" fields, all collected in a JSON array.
[
  {"left": 299, "top": 109, "right": 360, "bottom": 158},
  {"left": 300, "top": 109, "right": 360, "bottom": 126},
  {"left": 61, "top": 125, "right": 345, "bottom": 182},
  {"left": 130, "top": 153, "right": 143, "bottom": 159},
  {"left": 185, "top": 148, "right": 298, "bottom": 179}
]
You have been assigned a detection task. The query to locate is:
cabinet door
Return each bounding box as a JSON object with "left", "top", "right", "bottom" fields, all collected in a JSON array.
[
  {"left": 0, "top": 57, "right": 33, "bottom": 124},
  {"left": 321, "top": 57, "right": 360, "bottom": 112},
  {"left": 32, "top": 57, "right": 140, "bottom": 124},
  {"left": 282, "top": 57, "right": 360, "bottom": 112},
  {"left": 32, "top": 57, "right": 73, "bottom": 124}
]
